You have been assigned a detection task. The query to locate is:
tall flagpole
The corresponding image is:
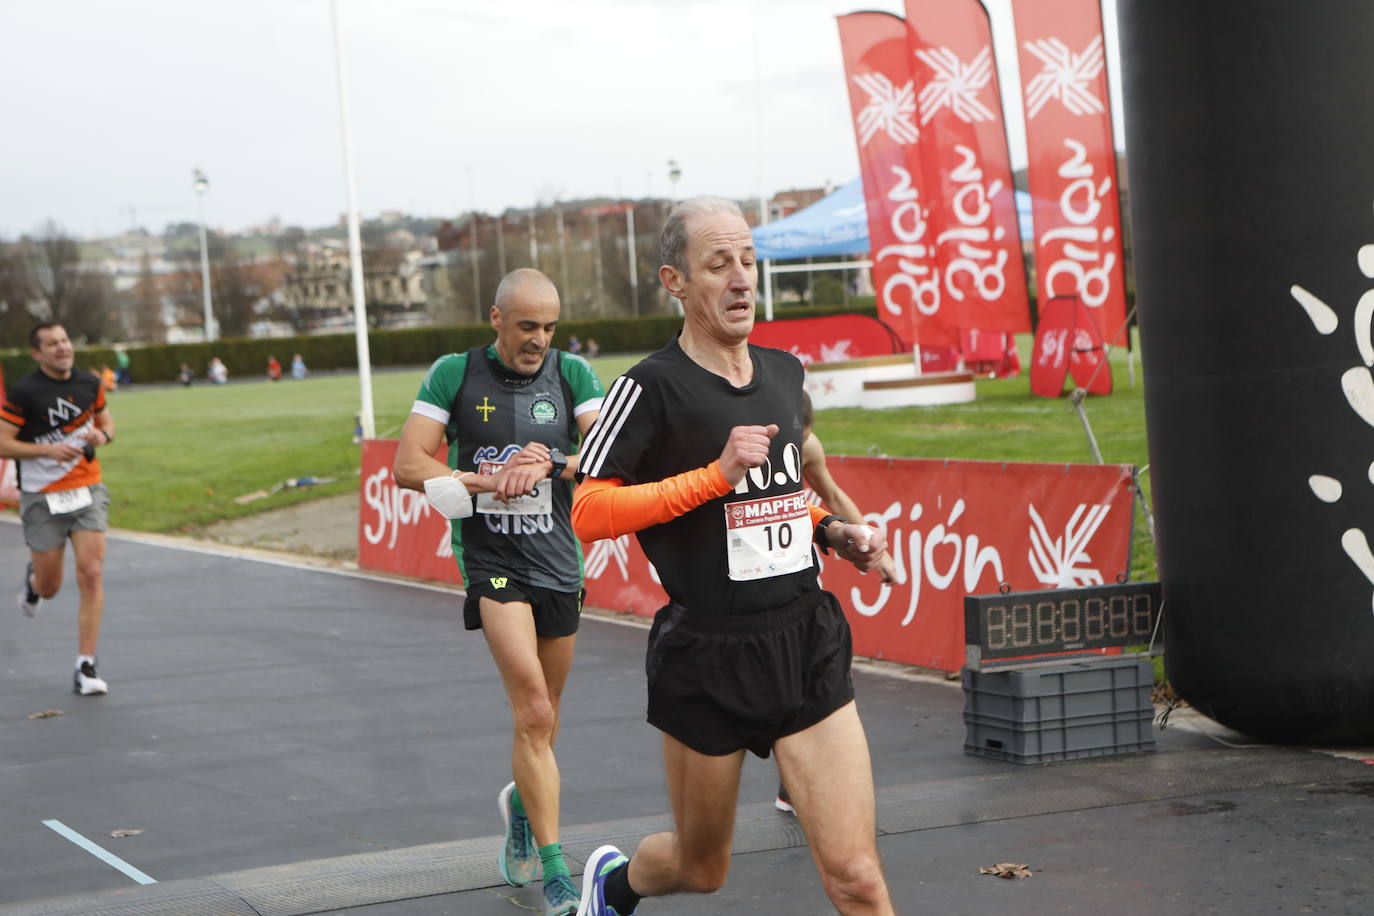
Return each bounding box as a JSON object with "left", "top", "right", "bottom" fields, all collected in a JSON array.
[
  {"left": 754, "top": 23, "right": 773, "bottom": 321},
  {"left": 330, "top": 0, "right": 375, "bottom": 440}
]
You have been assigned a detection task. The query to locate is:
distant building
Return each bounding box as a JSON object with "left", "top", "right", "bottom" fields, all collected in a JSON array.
[
  {"left": 767, "top": 186, "right": 834, "bottom": 222},
  {"left": 282, "top": 242, "right": 426, "bottom": 332}
]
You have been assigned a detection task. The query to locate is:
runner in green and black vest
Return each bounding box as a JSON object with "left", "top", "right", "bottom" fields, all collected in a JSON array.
[{"left": 393, "top": 268, "right": 602, "bottom": 916}]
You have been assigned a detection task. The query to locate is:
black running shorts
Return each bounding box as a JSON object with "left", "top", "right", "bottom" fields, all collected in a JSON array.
[
  {"left": 463, "top": 576, "right": 583, "bottom": 638},
  {"left": 645, "top": 589, "right": 855, "bottom": 758}
]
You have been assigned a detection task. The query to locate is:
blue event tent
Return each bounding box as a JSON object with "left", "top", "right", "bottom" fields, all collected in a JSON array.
[{"left": 752, "top": 177, "right": 1035, "bottom": 261}]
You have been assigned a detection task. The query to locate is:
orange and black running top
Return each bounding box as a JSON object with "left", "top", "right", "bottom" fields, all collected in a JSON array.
[{"left": 0, "top": 368, "right": 106, "bottom": 493}]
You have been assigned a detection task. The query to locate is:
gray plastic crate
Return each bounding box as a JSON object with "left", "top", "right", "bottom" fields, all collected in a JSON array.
[{"left": 962, "top": 657, "right": 1156, "bottom": 764}]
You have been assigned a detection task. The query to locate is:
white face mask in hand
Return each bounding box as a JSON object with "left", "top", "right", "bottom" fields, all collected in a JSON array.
[{"left": 423, "top": 475, "right": 475, "bottom": 519}]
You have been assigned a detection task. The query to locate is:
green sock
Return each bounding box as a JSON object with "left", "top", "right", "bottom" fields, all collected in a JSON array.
[
  {"left": 510, "top": 786, "right": 526, "bottom": 816},
  {"left": 539, "top": 842, "right": 570, "bottom": 880}
]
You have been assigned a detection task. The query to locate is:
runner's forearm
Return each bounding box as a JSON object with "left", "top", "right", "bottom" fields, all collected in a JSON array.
[{"left": 572, "top": 462, "right": 734, "bottom": 540}]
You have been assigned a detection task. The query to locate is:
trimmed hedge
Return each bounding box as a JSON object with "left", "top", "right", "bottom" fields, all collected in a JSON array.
[{"left": 0, "top": 299, "right": 880, "bottom": 385}]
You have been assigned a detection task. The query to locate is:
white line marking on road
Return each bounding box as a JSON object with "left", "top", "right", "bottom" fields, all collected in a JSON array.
[{"left": 42, "top": 819, "right": 157, "bottom": 885}]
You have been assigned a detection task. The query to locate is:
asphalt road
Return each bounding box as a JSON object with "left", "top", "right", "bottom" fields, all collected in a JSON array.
[{"left": 3, "top": 522, "right": 1372, "bottom": 915}]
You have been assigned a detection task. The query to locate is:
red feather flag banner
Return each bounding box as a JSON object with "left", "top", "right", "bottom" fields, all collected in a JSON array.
[
  {"left": 904, "top": 0, "right": 1031, "bottom": 336},
  {"left": 837, "top": 11, "right": 958, "bottom": 352},
  {"left": 1012, "top": 0, "right": 1129, "bottom": 346}
]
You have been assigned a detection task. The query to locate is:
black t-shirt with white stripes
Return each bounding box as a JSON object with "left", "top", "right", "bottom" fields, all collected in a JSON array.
[{"left": 579, "top": 333, "right": 817, "bottom": 615}]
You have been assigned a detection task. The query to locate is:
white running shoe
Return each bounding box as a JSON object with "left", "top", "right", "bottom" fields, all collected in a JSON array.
[
  {"left": 18, "top": 562, "right": 41, "bottom": 617},
  {"left": 774, "top": 782, "right": 796, "bottom": 816},
  {"left": 74, "top": 660, "right": 108, "bottom": 695}
]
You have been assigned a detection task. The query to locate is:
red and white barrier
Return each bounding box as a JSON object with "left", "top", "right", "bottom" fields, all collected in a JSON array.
[{"left": 359, "top": 440, "right": 1136, "bottom": 672}]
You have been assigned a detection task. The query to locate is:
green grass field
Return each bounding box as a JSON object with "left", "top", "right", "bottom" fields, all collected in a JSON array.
[{"left": 91, "top": 340, "right": 1155, "bottom": 578}]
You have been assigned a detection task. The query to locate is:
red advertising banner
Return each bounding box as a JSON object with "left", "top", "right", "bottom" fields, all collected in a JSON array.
[
  {"left": 1029, "top": 295, "right": 1111, "bottom": 397},
  {"left": 904, "top": 0, "right": 1031, "bottom": 335},
  {"left": 359, "top": 439, "right": 464, "bottom": 586},
  {"left": 359, "top": 441, "right": 1135, "bottom": 673},
  {"left": 1013, "top": 0, "right": 1128, "bottom": 346},
  {"left": 837, "top": 12, "right": 956, "bottom": 350},
  {"left": 748, "top": 313, "right": 901, "bottom": 365},
  {"left": 0, "top": 363, "right": 15, "bottom": 506}
]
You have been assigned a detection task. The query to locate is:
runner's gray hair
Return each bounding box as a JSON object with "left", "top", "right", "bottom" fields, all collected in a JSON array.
[{"left": 660, "top": 196, "right": 744, "bottom": 278}]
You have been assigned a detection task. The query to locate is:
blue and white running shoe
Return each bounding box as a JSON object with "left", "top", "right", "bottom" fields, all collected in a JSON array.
[{"left": 579, "top": 844, "right": 635, "bottom": 916}]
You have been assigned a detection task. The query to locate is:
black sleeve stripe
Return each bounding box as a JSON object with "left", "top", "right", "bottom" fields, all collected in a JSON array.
[{"left": 579, "top": 374, "right": 643, "bottom": 479}]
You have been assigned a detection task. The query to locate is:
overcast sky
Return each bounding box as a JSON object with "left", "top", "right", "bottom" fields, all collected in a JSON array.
[{"left": 1, "top": 0, "right": 1122, "bottom": 239}]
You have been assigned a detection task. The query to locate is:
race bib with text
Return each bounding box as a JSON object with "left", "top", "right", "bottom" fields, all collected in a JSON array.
[
  {"left": 724, "top": 493, "right": 813, "bottom": 581},
  {"left": 45, "top": 486, "right": 93, "bottom": 516}
]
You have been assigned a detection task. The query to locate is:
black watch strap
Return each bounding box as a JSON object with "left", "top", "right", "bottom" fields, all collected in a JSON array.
[
  {"left": 547, "top": 448, "right": 568, "bottom": 479},
  {"left": 814, "top": 514, "right": 847, "bottom": 553}
]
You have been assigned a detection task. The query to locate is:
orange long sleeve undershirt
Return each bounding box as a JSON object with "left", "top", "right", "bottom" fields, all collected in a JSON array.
[{"left": 571, "top": 460, "right": 833, "bottom": 541}]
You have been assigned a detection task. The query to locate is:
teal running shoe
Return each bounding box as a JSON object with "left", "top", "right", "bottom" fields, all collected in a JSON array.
[
  {"left": 497, "top": 781, "right": 538, "bottom": 887},
  {"left": 543, "top": 872, "right": 579, "bottom": 916}
]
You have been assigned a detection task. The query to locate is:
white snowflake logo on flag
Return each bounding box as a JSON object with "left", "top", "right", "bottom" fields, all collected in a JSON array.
[
  {"left": 915, "top": 46, "right": 995, "bottom": 125},
  {"left": 1022, "top": 35, "right": 1105, "bottom": 118},
  {"left": 819, "top": 340, "right": 856, "bottom": 362},
  {"left": 1027, "top": 502, "right": 1110, "bottom": 587},
  {"left": 852, "top": 72, "right": 918, "bottom": 146}
]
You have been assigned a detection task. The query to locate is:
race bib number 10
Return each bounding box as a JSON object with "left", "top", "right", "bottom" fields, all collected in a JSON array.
[{"left": 724, "top": 493, "right": 813, "bottom": 581}]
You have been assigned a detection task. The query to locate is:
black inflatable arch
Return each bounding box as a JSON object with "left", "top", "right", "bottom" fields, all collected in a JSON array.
[{"left": 1120, "top": 0, "right": 1374, "bottom": 743}]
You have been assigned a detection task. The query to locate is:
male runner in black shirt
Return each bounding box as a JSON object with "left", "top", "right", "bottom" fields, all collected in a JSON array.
[
  {"left": 572, "top": 197, "right": 895, "bottom": 915},
  {"left": 0, "top": 323, "right": 116, "bottom": 695}
]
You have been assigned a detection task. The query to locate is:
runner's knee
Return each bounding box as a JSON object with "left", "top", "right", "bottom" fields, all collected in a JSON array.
[
  {"left": 75, "top": 557, "right": 103, "bottom": 590},
  {"left": 512, "top": 692, "right": 557, "bottom": 743},
  {"left": 818, "top": 851, "right": 886, "bottom": 906},
  {"left": 676, "top": 853, "right": 730, "bottom": 895}
]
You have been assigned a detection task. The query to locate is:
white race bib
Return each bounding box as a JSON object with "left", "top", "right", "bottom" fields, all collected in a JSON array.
[
  {"left": 476, "top": 483, "right": 553, "bottom": 516},
  {"left": 46, "top": 486, "right": 93, "bottom": 515},
  {"left": 724, "top": 493, "right": 813, "bottom": 581}
]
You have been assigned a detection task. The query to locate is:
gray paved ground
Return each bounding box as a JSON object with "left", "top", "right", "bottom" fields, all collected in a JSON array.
[{"left": 2, "top": 522, "right": 1372, "bottom": 914}]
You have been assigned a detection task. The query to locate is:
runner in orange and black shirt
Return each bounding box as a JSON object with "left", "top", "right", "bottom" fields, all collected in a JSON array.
[{"left": 0, "top": 323, "right": 116, "bottom": 695}]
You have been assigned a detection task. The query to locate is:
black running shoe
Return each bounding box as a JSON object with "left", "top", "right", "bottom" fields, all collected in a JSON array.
[
  {"left": 17, "top": 562, "right": 41, "bottom": 617},
  {"left": 74, "top": 660, "right": 108, "bottom": 695}
]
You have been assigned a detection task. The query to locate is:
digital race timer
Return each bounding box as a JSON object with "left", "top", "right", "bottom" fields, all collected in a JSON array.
[{"left": 964, "top": 581, "right": 1163, "bottom": 668}]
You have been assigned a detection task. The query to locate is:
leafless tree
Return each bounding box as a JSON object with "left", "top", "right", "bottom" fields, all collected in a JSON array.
[
  {"left": 212, "top": 253, "right": 258, "bottom": 339},
  {"left": 23, "top": 222, "right": 115, "bottom": 341},
  {"left": 131, "top": 252, "right": 165, "bottom": 342},
  {"left": 0, "top": 239, "right": 36, "bottom": 348}
]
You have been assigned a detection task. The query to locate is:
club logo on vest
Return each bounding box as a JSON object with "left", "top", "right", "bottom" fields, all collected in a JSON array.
[{"left": 530, "top": 397, "right": 558, "bottom": 424}]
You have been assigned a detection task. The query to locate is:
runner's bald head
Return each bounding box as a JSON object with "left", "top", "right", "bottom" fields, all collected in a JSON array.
[{"left": 494, "top": 268, "right": 559, "bottom": 314}]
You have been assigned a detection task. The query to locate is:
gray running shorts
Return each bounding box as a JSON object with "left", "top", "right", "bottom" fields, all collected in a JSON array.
[{"left": 19, "top": 483, "right": 111, "bottom": 552}]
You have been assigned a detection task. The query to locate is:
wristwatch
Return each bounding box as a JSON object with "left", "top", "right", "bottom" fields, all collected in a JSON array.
[
  {"left": 547, "top": 447, "right": 568, "bottom": 479},
  {"left": 814, "top": 514, "right": 847, "bottom": 553}
]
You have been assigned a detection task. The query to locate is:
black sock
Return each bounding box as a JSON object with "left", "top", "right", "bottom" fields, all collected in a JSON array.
[{"left": 603, "top": 862, "right": 642, "bottom": 914}]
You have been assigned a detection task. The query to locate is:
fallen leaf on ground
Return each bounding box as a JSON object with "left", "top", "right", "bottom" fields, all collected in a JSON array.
[
  {"left": 27, "top": 709, "right": 63, "bottom": 719},
  {"left": 980, "top": 863, "right": 1033, "bottom": 879},
  {"left": 109, "top": 829, "right": 144, "bottom": 838}
]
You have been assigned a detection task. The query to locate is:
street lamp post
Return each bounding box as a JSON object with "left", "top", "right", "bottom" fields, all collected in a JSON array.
[
  {"left": 667, "top": 159, "right": 682, "bottom": 204},
  {"left": 192, "top": 168, "right": 216, "bottom": 342}
]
